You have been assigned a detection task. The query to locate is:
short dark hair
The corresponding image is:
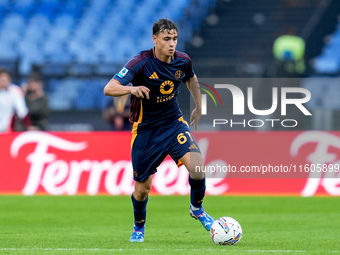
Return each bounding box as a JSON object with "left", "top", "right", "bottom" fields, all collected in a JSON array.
[
  {"left": 153, "top": 19, "right": 178, "bottom": 35},
  {"left": 28, "top": 72, "right": 42, "bottom": 83},
  {"left": 0, "top": 68, "right": 11, "bottom": 76}
]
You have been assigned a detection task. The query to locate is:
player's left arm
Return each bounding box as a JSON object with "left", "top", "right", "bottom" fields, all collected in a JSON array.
[{"left": 186, "top": 74, "right": 201, "bottom": 130}]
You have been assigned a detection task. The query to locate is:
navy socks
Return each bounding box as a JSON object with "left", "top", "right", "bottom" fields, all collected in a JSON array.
[
  {"left": 189, "top": 176, "right": 206, "bottom": 208},
  {"left": 131, "top": 194, "right": 148, "bottom": 228}
]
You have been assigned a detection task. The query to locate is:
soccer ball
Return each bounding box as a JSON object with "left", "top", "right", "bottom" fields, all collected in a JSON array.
[{"left": 210, "top": 216, "right": 242, "bottom": 245}]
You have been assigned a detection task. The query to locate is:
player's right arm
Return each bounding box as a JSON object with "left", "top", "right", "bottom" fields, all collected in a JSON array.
[
  {"left": 104, "top": 51, "right": 151, "bottom": 99},
  {"left": 103, "top": 79, "right": 150, "bottom": 99}
]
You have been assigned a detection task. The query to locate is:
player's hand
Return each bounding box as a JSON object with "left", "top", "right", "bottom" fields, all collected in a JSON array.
[
  {"left": 130, "top": 86, "right": 150, "bottom": 99},
  {"left": 190, "top": 108, "right": 201, "bottom": 130}
]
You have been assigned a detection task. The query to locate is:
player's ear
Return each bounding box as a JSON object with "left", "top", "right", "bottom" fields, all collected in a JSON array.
[{"left": 152, "top": 34, "right": 157, "bottom": 44}]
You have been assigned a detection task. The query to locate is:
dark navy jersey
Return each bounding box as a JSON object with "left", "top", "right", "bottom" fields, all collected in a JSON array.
[{"left": 113, "top": 47, "right": 195, "bottom": 134}]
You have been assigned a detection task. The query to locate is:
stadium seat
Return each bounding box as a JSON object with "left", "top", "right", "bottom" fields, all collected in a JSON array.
[
  {"left": 313, "top": 57, "right": 339, "bottom": 74},
  {"left": 0, "top": 0, "right": 9, "bottom": 6},
  {"left": 0, "top": 42, "right": 17, "bottom": 59},
  {"left": 314, "top": 21, "right": 340, "bottom": 73}
]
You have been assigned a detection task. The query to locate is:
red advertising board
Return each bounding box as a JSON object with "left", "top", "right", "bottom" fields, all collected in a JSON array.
[{"left": 1, "top": 131, "right": 339, "bottom": 196}]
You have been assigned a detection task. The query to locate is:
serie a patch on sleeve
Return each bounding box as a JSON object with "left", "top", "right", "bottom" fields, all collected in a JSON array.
[{"left": 117, "top": 67, "right": 129, "bottom": 78}]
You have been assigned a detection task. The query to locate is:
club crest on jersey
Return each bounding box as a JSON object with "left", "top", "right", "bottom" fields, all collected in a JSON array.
[
  {"left": 175, "top": 70, "right": 182, "bottom": 79},
  {"left": 117, "top": 67, "right": 128, "bottom": 78}
]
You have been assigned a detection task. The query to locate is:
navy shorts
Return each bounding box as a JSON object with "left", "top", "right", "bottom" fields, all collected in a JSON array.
[{"left": 131, "top": 117, "right": 201, "bottom": 182}]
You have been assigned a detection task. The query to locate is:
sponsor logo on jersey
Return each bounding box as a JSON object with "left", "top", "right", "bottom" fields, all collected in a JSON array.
[{"left": 160, "top": 80, "right": 174, "bottom": 95}]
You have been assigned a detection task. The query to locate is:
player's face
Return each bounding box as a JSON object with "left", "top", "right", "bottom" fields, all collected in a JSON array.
[
  {"left": 153, "top": 29, "right": 178, "bottom": 58},
  {"left": 0, "top": 73, "right": 10, "bottom": 89}
]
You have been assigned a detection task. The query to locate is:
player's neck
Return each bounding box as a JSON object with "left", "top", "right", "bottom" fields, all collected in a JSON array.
[{"left": 154, "top": 48, "right": 172, "bottom": 63}]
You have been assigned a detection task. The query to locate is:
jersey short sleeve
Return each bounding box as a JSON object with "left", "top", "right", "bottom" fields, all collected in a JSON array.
[
  {"left": 113, "top": 66, "right": 135, "bottom": 85},
  {"left": 113, "top": 51, "right": 150, "bottom": 85},
  {"left": 180, "top": 54, "right": 195, "bottom": 83}
]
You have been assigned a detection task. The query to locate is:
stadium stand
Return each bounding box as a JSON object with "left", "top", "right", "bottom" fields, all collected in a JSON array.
[
  {"left": 0, "top": 0, "right": 214, "bottom": 72},
  {"left": 185, "top": 0, "right": 325, "bottom": 77},
  {"left": 0, "top": 0, "right": 215, "bottom": 111}
]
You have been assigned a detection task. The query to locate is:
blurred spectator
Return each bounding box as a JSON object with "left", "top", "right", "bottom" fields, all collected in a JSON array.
[
  {"left": 20, "top": 73, "right": 49, "bottom": 131},
  {"left": 102, "top": 95, "right": 130, "bottom": 131},
  {"left": 0, "top": 68, "right": 32, "bottom": 132},
  {"left": 273, "top": 26, "right": 306, "bottom": 77}
]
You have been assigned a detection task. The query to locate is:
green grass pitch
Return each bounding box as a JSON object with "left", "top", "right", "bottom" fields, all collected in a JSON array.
[{"left": 0, "top": 195, "right": 339, "bottom": 255}]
